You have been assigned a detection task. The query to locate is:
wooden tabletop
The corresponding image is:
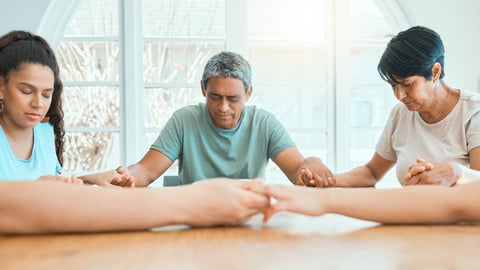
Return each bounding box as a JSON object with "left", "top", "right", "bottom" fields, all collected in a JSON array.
[{"left": 1, "top": 212, "right": 479, "bottom": 270}]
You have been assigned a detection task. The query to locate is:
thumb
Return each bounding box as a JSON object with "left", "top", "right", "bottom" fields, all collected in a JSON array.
[
  {"left": 416, "top": 157, "right": 426, "bottom": 163},
  {"left": 239, "top": 178, "right": 263, "bottom": 189},
  {"left": 116, "top": 166, "right": 126, "bottom": 174},
  {"left": 262, "top": 206, "right": 277, "bottom": 224}
]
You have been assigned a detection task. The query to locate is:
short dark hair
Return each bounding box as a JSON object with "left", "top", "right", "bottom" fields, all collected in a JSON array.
[{"left": 377, "top": 26, "right": 445, "bottom": 83}]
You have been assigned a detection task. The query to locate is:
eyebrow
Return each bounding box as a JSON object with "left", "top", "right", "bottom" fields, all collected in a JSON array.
[{"left": 18, "top": 82, "right": 54, "bottom": 92}]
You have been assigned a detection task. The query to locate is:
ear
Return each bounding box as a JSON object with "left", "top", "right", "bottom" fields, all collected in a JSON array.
[
  {"left": 200, "top": 80, "right": 207, "bottom": 97},
  {"left": 245, "top": 86, "right": 253, "bottom": 101},
  {"left": 432, "top": 62, "right": 442, "bottom": 82},
  {"left": 0, "top": 77, "right": 5, "bottom": 99}
]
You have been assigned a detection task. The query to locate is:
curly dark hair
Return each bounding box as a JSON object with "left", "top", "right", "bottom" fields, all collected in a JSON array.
[{"left": 0, "top": 30, "right": 65, "bottom": 166}]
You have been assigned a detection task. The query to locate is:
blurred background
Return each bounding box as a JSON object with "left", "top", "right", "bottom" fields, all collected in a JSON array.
[{"left": 1, "top": 0, "right": 478, "bottom": 187}]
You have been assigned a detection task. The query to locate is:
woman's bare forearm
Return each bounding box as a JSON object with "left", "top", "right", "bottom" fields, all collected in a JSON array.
[
  {"left": 325, "top": 183, "right": 480, "bottom": 224},
  {"left": 0, "top": 181, "right": 182, "bottom": 234}
]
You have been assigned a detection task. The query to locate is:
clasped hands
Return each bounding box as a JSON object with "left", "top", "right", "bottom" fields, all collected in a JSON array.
[
  {"left": 293, "top": 156, "right": 462, "bottom": 187},
  {"left": 35, "top": 157, "right": 461, "bottom": 227},
  {"left": 38, "top": 157, "right": 461, "bottom": 189},
  {"left": 404, "top": 157, "right": 460, "bottom": 186}
]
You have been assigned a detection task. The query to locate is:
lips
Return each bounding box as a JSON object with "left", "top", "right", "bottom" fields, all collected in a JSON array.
[{"left": 25, "top": 113, "right": 42, "bottom": 121}]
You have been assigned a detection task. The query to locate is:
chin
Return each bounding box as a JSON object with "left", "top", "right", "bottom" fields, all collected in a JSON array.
[
  {"left": 404, "top": 104, "right": 417, "bottom": 111},
  {"left": 214, "top": 121, "right": 234, "bottom": 129}
]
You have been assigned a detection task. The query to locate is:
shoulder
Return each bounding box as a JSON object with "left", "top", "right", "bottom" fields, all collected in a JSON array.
[
  {"left": 244, "top": 105, "right": 276, "bottom": 120},
  {"left": 457, "top": 90, "right": 480, "bottom": 114},
  {"left": 174, "top": 103, "right": 203, "bottom": 114},
  {"left": 173, "top": 103, "right": 205, "bottom": 117},
  {"left": 389, "top": 102, "right": 408, "bottom": 118},
  {"left": 34, "top": 122, "right": 55, "bottom": 141},
  {"left": 459, "top": 90, "right": 480, "bottom": 104},
  {"left": 383, "top": 102, "right": 412, "bottom": 128},
  {"left": 35, "top": 122, "right": 54, "bottom": 133},
  {"left": 243, "top": 106, "right": 285, "bottom": 131}
]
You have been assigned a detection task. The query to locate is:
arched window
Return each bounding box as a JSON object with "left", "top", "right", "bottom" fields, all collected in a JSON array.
[{"left": 53, "top": 0, "right": 403, "bottom": 185}]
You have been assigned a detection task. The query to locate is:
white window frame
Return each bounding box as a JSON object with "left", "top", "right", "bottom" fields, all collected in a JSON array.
[{"left": 38, "top": 0, "right": 408, "bottom": 172}]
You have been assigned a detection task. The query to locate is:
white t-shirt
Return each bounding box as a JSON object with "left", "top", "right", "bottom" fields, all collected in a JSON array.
[{"left": 375, "top": 90, "right": 480, "bottom": 185}]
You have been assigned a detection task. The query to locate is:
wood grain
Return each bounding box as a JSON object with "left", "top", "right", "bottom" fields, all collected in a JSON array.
[{"left": 1, "top": 213, "right": 479, "bottom": 269}]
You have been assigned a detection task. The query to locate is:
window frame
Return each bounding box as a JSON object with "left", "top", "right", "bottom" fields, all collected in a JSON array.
[{"left": 38, "top": 0, "right": 408, "bottom": 174}]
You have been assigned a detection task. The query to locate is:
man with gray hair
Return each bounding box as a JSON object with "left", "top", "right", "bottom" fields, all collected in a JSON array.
[{"left": 83, "top": 51, "right": 333, "bottom": 187}]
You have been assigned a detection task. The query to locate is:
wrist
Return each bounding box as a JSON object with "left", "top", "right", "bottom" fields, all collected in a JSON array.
[
  {"left": 323, "top": 189, "right": 337, "bottom": 214},
  {"left": 449, "top": 162, "right": 462, "bottom": 186}
]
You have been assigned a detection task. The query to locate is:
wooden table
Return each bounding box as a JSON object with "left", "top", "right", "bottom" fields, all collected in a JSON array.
[{"left": 1, "top": 212, "right": 479, "bottom": 269}]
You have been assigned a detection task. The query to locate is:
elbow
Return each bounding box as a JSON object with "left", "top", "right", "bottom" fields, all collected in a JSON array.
[{"left": 365, "top": 165, "right": 382, "bottom": 186}]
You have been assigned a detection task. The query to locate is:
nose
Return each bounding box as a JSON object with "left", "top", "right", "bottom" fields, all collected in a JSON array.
[
  {"left": 393, "top": 85, "right": 406, "bottom": 101},
  {"left": 219, "top": 98, "right": 229, "bottom": 112},
  {"left": 30, "top": 93, "right": 42, "bottom": 108}
]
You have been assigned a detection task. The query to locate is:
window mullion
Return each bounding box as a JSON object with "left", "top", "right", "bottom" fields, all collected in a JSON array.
[
  {"left": 225, "top": 0, "right": 247, "bottom": 55},
  {"left": 120, "top": 0, "right": 145, "bottom": 165},
  {"left": 333, "top": 0, "right": 351, "bottom": 172}
]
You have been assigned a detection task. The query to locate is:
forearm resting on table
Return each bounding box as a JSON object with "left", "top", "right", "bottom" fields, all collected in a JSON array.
[
  {"left": 0, "top": 181, "right": 189, "bottom": 234},
  {"left": 325, "top": 183, "right": 480, "bottom": 224},
  {"left": 78, "top": 169, "right": 119, "bottom": 185},
  {"left": 335, "top": 166, "right": 378, "bottom": 187},
  {"left": 123, "top": 163, "right": 156, "bottom": 187}
]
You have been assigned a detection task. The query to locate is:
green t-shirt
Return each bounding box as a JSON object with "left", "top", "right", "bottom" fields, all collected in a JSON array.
[{"left": 151, "top": 103, "right": 295, "bottom": 184}]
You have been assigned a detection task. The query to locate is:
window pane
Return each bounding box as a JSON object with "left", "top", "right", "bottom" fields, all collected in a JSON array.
[
  {"left": 58, "top": 42, "right": 119, "bottom": 82},
  {"left": 348, "top": 0, "right": 395, "bottom": 169},
  {"left": 63, "top": 86, "right": 120, "bottom": 127},
  {"left": 350, "top": 46, "right": 385, "bottom": 85},
  {"left": 145, "top": 132, "right": 158, "bottom": 150},
  {"left": 143, "top": 43, "right": 222, "bottom": 83},
  {"left": 291, "top": 132, "right": 327, "bottom": 158},
  {"left": 144, "top": 87, "right": 203, "bottom": 128},
  {"left": 249, "top": 45, "right": 327, "bottom": 85},
  {"left": 248, "top": 0, "right": 326, "bottom": 43},
  {"left": 143, "top": 0, "right": 225, "bottom": 38},
  {"left": 250, "top": 85, "right": 327, "bottom": 130},
  {"left": 247, "top": 0, "right": 329, "bottom": 160},
  {"left": 350, "top": 0, "right": 393, "bottom": 42},
  {"left": 63, "top": 132, "right": 120, "bottom": 173},
  {"left": 350, "top": 86, "right": 396, "bottom": 128},
  {"left": 63, "top": 0, "right": 119, "bottom": 37}
]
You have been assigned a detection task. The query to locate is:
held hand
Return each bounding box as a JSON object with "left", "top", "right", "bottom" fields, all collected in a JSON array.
[
  {"left": 110, "top": 166, "right": 136, "bottom": 188},
  {"left": 294, "top": 157, "right": 336, "bottom": 188},
  {"left": 38, "top": 174, "right": 84, "bottom": 185},
  {"left": 185, "top": 178, "right": 270, "bottom": 226},
  {"left": 262, "top": 184, "right": 328, "bottom": 223},
  {"left": 79, "top": 167, "right": 135, "bottom": 188}
]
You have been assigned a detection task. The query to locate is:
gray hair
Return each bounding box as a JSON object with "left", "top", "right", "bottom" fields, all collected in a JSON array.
[{"left": 201, "top": 51, "right": 252, "bottom": 92}]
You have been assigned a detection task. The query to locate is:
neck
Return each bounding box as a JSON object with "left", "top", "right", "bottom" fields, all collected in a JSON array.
[
  {"left": 421, "top": 82, "right": 458, "bottom": 123},
  {"left": 0, "top": 115, "right": 33, "bottom": 142}
]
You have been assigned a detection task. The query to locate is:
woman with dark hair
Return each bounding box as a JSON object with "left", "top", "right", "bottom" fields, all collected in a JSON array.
[
  {"left": 299, "top": 26, "right": 480, "bottom": 188},
  {"left": 0, "top": 30, "right": 74, "bottom": 182}
]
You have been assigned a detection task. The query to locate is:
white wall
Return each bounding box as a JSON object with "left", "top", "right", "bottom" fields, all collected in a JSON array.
[
  {"left": 0, "top": 0, "right": 478, "bottom": 91},
  {"left": 0, "top": 0, "right": 51, "bottom": 35},
  {"left": 400, "top": 0, "right": 480, "bottom": 92}
]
